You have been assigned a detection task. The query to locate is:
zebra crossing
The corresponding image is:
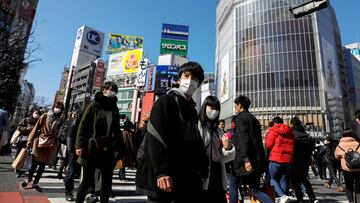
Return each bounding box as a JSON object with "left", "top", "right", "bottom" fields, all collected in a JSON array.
[{"left": 22, "top": 166, "right": 147, "bottom": 203}]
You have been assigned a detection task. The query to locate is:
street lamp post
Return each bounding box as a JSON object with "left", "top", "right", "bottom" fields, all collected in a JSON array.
[{"left": 289, "top": 0, "right": 328, "bottom": 18}]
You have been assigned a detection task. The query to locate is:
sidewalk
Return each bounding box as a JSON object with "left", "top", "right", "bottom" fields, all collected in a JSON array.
[{"left": 0, "top": 154, "right": 50, "bottom": 203}]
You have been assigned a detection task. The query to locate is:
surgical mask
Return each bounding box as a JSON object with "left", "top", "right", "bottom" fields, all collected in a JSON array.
[
  {"left": 53, "top": 108, "right": 62, "bottom": 114},
  {"left": 179, "top": 79, "right": 199, "bottom": 96},
  {"left": 105, "top": 91, "right": 117, "bottom": 98},
  {"left": 32, "top": 113, "right": 39, "bottom": 119},
  {"left": 206, "top": 109, "right": 219, "bottom": 120}
]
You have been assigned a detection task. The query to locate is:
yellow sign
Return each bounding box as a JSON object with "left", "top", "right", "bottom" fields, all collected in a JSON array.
[{"left": 123, "top": 49, "right": 143, "bottom": 74}]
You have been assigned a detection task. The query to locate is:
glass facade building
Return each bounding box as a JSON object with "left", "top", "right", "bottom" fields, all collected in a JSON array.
[{"left": 216, "top": 0, "right": 345, "bottom": 137}]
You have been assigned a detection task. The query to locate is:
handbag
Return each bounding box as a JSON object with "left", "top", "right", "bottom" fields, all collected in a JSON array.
[
  {"left": 38, "top": 134, "right": 56, "bottom": 148},
  {"left": 338, "top": 143, "right": 360, "bottom": 169},
  {"left": 20, "top": 151, "right": 32, "bottom": 171},
  {"left": 10, "top": 130, "right": 21, "bottom": 144}
]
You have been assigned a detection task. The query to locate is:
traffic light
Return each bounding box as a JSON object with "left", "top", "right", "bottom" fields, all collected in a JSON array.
[{"left": 289, "top": 0, "right": 328, "bottom": 18}]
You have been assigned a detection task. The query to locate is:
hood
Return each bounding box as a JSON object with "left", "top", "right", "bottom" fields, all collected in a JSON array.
[
  {"left": 292, "top": 124, "right": 305, "bottom": 132},
  {"left": 167, "top": 88, "right": 187, "bottom": 100},
  {"left": 270, "top": 123, "right": 293, "bottom": 137}
]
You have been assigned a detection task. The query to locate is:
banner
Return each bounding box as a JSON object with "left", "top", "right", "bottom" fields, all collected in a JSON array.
[
  {"left": 160, "top": 39, "right": 188, "bottom": 56},
  {"left": 93, "top": 60, "right": 105, "bottom": 89},
  {"left": 136, "top": 59, "right": 148, "bottom": 87},
  {"left": 107, "top": 49, "right": 143, "bottom": 76},
  {"left": 106, "top": 33, "right": 143, "bottom": 54},
  {"left": 220, "top": 52, "right": 230, "bottom": 103},
  {"left": 145, "top": 65, "right": 156, "bottom": 91}
]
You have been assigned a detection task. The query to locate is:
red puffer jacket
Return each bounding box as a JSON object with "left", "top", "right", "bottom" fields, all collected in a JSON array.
[{"left": 266, "top": 124, "right": 295, "bottom": 164}]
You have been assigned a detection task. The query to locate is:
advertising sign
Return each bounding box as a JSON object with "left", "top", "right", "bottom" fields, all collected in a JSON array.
[
  {"left": 136, "top": 59, "right": 148, "bottom": 87},
  {"left": 74, "top": 25, "right": 104, "bottom": 57},
  {"left": 160, "top": 39, "right": 188, "bottom": 56},
  {"left": 145, "top": 65, "right": 156, "bottom": 91},
  {"left": 161, "top": 23, "right": 189, "bottom": 41},
  {"left": 93, "top": 60, "right": 105, "bottom": 89},
  {"left": 154, "top": 65, "right": 179, "bottom": 93},
  {"left": 106, "top": 48, "right": 143, "bottom": 76},
  {"left": 106, "top": 33, "right": 144, "bottom": 54},
  {"left": 220, "top": 52, "right": 230, "bottom": 103}
]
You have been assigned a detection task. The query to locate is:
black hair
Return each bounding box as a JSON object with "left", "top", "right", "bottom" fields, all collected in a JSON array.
[
  {"left": 268, "top": 120, "right": 275, "bottom": 128},
  {"left": 32, "top": 109, "right": 42, "bottom": 115},
  {"left": 218, "top": 119, "right": 225, "bottom": 124},
  {"left": 53, "top": 101, "right": 64, "bottom": 110},
  {"left": 341, "top": 129, "right": 360, "bottom": 142},
  {"left": 355, "top": 109, "right": 360, "bottom": 120},
  {"left": 234, "top": 95, "right": 251, "bottom": 110},
  {"left": 102, "top": 81, "right": 118, "bottom": 93},
  {"left": 178, "top": 61, "right": 205, "bottom": 84},
  {"left": 272, "top": 116, "right": 283, "bottom": 124},
  {"left": 290, "top": 116, "right": 302, "bottom": 126},
  {"left": 199, "top": 96, "right": 220, "bottom": 129},
  {"left": 123, "top": 120, "right": 134, "bottom": 131}
]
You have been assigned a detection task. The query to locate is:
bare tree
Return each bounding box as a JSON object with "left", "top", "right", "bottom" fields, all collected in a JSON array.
[{"left": 0, "top": 21, "right": 40, "bottom": 114}]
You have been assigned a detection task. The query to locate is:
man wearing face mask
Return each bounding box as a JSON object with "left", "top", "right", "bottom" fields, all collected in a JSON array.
[
  {"left": 75, "top": 82, "right": 124, "bottom": 203},
  {"left": 136, "top": 62, "right": 209, "bottom": 203},
  {"left": 24, "top": 102, "right": 64, "bottom": 191},
  {"left": 14, "top": 109, "right": 41, "bottom": 177}
]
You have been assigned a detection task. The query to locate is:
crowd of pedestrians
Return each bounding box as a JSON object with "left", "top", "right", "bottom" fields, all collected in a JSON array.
[{"left": 3, "top": 61, "right": 360, "bottom": 203}]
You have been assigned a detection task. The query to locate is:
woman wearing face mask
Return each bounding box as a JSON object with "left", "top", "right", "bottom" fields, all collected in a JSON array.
[
  {"left": 198, "top": 96, "right": 235, "bottom": 203},
  {"left": 14, "top": 109, "right": 42, "bottom": 177},
  {"left": 22, "top": 102, "right": 64, "bottom": 191}
]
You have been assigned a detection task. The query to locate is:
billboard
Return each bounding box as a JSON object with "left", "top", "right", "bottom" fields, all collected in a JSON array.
[
  {"left": 145, "top": 65, "right": 156, "bottom": 91},
  {"left": 220, "top": 52, "right": 230, "bottom": 103},
  {"left": 136, "top": 59, "right": 148, "bottom": 87},
  {"left": 93, "top": 60, "right": 105, "bottom": 89},
  {"left": 160, "top": 39, "right": 188, "bottom": 56},
  {"left": 106, "top": 33, "right": 144, "bottom": 54},
  {"left": 74, "top": 25, "right": 105, "bottom": 57},
  {"left": 161, "top": 23, "right": 189, "bottom": 41},
  {"left": 154, "top": 65, "right": 179, "bottom": 93},
  {"left": 106, "top": 48, "right": 143, "bottom": 76}
]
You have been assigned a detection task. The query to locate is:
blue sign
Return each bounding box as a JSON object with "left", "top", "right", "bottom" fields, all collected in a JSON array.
[
  {"left": 87, "top": 30, "right": 101, "bottom": 45},
  {"left": 161, "top": 23, "right": 189, "bottom": 41},
  {"left": 154, "top": 65, "right": 180, "bottom": 93}
]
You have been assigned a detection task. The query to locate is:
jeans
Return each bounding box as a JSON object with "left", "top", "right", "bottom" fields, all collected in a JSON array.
[
  {"left": 326, "top": 163, "right": 341, "bottom": 186},
  {"left": 269, "top": 161, "right": 290, "bottom": 197},
  {"left": 64, "top": 152, "right": 76, "bottom": 195},
  {"left": 291, "top": 166, "right": 316, "bottom": 201},
  {"left": 229, "top": 172, "right": 260, "bottom": 203},
  {"left": 343, "top": 171, "right": 360, "bottom": 203}
]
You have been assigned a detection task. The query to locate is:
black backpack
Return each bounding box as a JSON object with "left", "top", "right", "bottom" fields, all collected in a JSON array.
[
  {"left": 56, "top": 118, "right": 73, "bottom": 145},
  {"left": 337, "top": 143, "right": 360, "bottom": 169}
]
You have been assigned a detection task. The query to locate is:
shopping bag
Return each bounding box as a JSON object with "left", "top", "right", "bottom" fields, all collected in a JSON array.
[
  {"left": 12, "top": 148, "right": 28, "bottom": 170},
  {"left": 20, "top": 152, "right": 32, "bottom": 171},
  {"left": 0, "top": 129, "right": 8, "bottom": 147},
  {"left": 249, "top": 188, "right": 275, "bottom": 203},
  {"left": 10, "top": 130, "right": 21, "bottom": 144}
]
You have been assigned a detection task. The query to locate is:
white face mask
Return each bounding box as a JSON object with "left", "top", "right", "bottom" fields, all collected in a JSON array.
[
  {"left": 179, "top": 79, "right": 199, "bottom": 96},
  {"left": 104, "top": 91, "right": 117, "bottom": 98},
  {"left": 53, "top": 108, "right": 62, "bottom": 114},
  {"left": 32, "top": 113, "right": 39, "bottom": 119},
  {"left": 206, "top": 109, "right": 219, "bottom": 120}
]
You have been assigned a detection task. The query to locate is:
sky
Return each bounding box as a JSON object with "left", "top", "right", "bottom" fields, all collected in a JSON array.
[{"left": 25, "top": 0, "right": 360, "bottom": 102}]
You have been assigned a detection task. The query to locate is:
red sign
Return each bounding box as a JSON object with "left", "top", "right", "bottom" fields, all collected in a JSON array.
[{"left": 93, "top": 60, "right": 104, "bottom": 88}]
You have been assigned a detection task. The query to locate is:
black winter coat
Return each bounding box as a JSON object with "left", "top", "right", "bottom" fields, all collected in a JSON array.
[
  {"left": 135, "top": 89, "right": 209, "bottom": 199},
  {"left": 232, "top": 111, "right": 267, "bottom": 176},
  {"left": 292, "top": 125, "right": 312, "bottom": 170}
]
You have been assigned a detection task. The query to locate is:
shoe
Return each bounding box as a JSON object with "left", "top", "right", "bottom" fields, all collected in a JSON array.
[
  {"left": 65, "top": 193, "right": 74, "bottom": 201},
  {"left": 279, "top": 195, "right": 290, "bottom": 203},
  {"left": 20, "top": 181, "right": 27, "bottom": 188},
  {"left": 23, "top": 181, "right": 33, "bottom": 189},
  {"left": 16, "top": 173, "right": 21, "bottom": 178},
  {"left": 312, "top": 200, "right": 319, "bottom": 203},
  {"left": 85, "top": 194, "right": 98, "bottom": 203},
  {"left": 57, "top": 173, "right": 63, "bottom": 179},
  {"left": 32, "top": 183, "right": 42, "bottom": 192},
  {"left": 324, "top": 182, "right": 331, "bottom": 188},
  {"left": 336, "top": 186, "right": 345, "bottom": 192}
]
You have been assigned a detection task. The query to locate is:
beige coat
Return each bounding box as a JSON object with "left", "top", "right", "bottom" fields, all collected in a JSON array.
[
  {"left": 28, "top": 114, "right": 61, "bottom": 165},
  {"left": 335, "top": 137, "right": 360, "bottom": 172}
]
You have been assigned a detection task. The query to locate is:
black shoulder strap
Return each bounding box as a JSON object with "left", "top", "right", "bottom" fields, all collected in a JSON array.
[
  {"left": 337, "top": 145, "right": 346, "bottom": 153},
  {"left": 356, "top": 143, "right": 360, "bottom": 151}
]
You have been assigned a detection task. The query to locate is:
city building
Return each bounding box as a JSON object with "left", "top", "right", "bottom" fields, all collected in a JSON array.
[
  {"left": 216, "top": 0, "right": 345, "bottom": 138},
  {"left": 53, "top": 66, "right": 69, "bottom": 104},
  {"left": 345, "top": 42, "right": 360, "bottom": 61},
  {"left": 194, "top": 72, "right": 216, "bottom": 111},
  {"left": 12, "top": 80, "right": 35, "bottom": 125}
]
